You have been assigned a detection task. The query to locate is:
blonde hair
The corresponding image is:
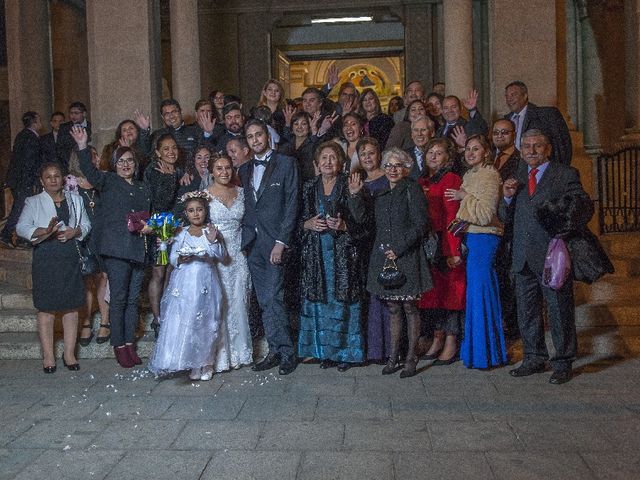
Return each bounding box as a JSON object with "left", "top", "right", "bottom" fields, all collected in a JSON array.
[{"left": 258, "top": 79, "right": 286, "bottom": 110}]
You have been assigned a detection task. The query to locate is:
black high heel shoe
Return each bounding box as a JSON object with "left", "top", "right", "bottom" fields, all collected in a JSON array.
[
  {"left": 43, "top": 364, "right": 56, "bottom": 374},
  {"left": 96, "top": 323, "right": 111, "bottom": 344},
  {"left": 150, "top": 318, "right": 160, "bottom": 339},
  {"left": 62, "top": 355, "right": 80, "bottom": 371},
  {"left": 78, "top": 322, "right": 94, "bottom": 347}
]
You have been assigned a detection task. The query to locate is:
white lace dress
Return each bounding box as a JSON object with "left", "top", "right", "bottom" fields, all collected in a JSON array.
[
  {"left": 209, "top": 187, "right": 253, "bottom": 368},
  {"left": 148, "top": 230, "right": 225, "bottom": 376}
]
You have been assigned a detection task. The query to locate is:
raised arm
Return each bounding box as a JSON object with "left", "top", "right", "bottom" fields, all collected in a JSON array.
[{"left": 71, "top": 125, "right": 108, "bottom": 191}]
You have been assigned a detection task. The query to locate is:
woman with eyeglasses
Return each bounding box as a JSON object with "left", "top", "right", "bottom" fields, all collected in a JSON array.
[
  {"left": 349, "top": 147, "right": 432, "bottom": 378},
  {"left": 71, "top": 126, "right": 152, "bottom": 368},
  {"left": 444, "top": 134, "right": 507, "bottom": 369}
]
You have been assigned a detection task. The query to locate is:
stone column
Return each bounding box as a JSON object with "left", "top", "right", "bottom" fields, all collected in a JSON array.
[
  {"left": 237, "top": 12, "right": 271, "bottom": 106},
  {"left": 404, "top": 4, "right": 434, "bottom": 88},
  {"left": 442, "top": 0, "right": 473, "bottom": 98},
  {"left": 5, "top": 0, "right": 53, "bottom": 140},
  {"left": 488, "top": 0, "right": 556, "bottom": 117},
  {"left": 622, "top": 0, "right": 640, "bottom": 142},
  {"left": 170, "top": 0, "right": 201, "bottom": 120},
  {"left": 85, "top": 0, "right": 162, "bottom": 151}
]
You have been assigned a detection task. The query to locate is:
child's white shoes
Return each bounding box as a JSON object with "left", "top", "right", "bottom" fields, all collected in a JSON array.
[{"left": 200, "top": 366, "right": 214, "bottom": 381}]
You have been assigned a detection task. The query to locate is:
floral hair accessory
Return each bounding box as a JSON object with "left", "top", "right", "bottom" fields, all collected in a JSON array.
[{"left": 180, "top": 190, "right": 212, "bottom": 203}]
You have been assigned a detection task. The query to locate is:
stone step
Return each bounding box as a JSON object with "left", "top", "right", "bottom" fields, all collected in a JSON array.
[
  {"left": 574, "top": 277, "right": 640, "bottom": 304},
  {"left": 609, "top": 257, "right": 640, "bottom": 277},
  {"left": 0, "top": 331, "right": 157, "bottom": 359},
  {"left": 0, "top": 307, "right": 157, "bottom": 333},
  {"left": 0, "top": 248, "right": 33, "bottom": 263},
  {"left": 0, "top": 260, "right": 32, "bottom": 289},
  {"left": 600, "top": 233, "right": 640, "bottom": 257},
  {"left": 0, "top": 282, "right": 33, "bottom": 310},
  {"left": 575, "top": 303, "right": 640, "bottom": 328},
  {"left": 576, "top": 326, "right": 640, "bottom": 357}
]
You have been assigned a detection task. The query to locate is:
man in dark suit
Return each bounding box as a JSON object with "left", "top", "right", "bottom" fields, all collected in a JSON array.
[
  {"left": 1, "top": 112, "right": 43, "bottom": 248},
  {"left": 239, "top": 119, "right": 300, "bottom": 375},
  {"left": 504, "top": 81, "right": 572, "bottom": 165},
  {"left": 436, "top": 91, "right": 488, "bottom": 142},
  {"left": 40, "top": 111, "right": 65, "bottom": 162},
  {"left": 501, "top": 129, "right": 592, "bottom": 384},
  {"left": 56, "top": 102, "right": 92, "bottom": 172},
  {"left": 405, "top": 115, "right": 435, "bottom": 180},
  {"left": 491, "top": 119, "right": 522, "bottom": 339}
]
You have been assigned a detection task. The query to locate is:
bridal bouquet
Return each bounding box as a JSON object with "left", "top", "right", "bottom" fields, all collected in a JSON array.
[{"left": 147, "top": 212, "right": 181, "bottom": 265}]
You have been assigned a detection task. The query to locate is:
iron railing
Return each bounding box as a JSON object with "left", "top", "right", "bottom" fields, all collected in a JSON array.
[{"left": 597, "top": 146, "right": 640, "bottom": 234}]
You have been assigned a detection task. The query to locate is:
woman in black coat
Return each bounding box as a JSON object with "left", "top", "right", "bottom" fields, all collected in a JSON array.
[
  {"left": 349, "top": 147, "right": 432, "bottom": 378},
  {"left": 72, "top": 126, "right": 152, "bottom": 369}
]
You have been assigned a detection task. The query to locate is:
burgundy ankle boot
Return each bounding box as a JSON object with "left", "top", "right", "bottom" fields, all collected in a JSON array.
[
  {"left": 114, "top": 346, "right": 135, "bottom": 368},
  {"left": 126, "top": 344, "right": 142, "bottom": 365}
]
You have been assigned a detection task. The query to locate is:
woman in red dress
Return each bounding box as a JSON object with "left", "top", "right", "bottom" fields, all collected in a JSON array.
[{"left": 418, "top": 138, "right": 466, "bottom": 365}]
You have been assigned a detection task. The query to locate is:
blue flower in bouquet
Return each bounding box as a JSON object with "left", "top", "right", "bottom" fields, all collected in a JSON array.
[{"left": 147, "top": 212, "right": 182, "bottom": 265}]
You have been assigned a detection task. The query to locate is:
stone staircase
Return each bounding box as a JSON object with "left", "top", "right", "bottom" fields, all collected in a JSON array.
[
  {"left": 0, "top": 248, "right": 157, "bottom": 359},
  {"left": 1, "top": 233, "right": 639, "bottom": 360},
  {"left": 573, "top": 233, "right": 640, "bottom": 357}
]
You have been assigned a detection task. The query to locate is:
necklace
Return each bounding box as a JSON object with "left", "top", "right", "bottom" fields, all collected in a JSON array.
[{"left": 83, "top": 190, "right": 96, "bottom": 211}]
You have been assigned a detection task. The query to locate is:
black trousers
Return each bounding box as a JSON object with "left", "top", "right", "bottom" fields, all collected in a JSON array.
[
  {"left": 495, "top": 237, "right": 518, "bottom": 335},
  {"left": 1, "top": 187, "right": 31, "bottom": 240},
  {"left": 515, "top": 262, "right": 577, "bottom": 371},
  {"left": 247, "top": 237, "right": 294, "bottom": 357},
  {"left": 103, "top": 256, "right": 145, "bottom": 346}
]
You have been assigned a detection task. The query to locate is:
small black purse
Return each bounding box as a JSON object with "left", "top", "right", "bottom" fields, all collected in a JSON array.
[
  {"left": 377, "top": 258, "right": 407, "bottom": 288},
  {"left": 75, "top": 241, "right": 99, "bottom": 276}
]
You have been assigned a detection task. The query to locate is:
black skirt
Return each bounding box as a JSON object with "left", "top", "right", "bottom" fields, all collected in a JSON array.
[{"left": 32, "top": 237, "right": 85, "bottom": 312}]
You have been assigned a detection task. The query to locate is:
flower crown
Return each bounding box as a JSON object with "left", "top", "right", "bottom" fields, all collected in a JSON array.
[{"left": 180, "top": 190, "right": 212, "bottom": 203}]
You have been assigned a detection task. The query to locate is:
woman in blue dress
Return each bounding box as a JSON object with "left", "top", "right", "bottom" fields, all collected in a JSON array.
[
  {"left": 444, "top": 134, "right": 508, "bottom": 368},
  {"left": 297, "top": 141, "right": 369, "bottom": 371}
]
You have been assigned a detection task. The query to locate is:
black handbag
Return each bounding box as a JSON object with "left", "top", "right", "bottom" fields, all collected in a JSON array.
[
  {"left": 377, "top": 258, "right": 407, "bottom": 288},
  {"left": 75, "top": 241, "right": 99, "bottom": 276},
  {"left": 423, "top": 231, "right": 441, "bottom": 263}
]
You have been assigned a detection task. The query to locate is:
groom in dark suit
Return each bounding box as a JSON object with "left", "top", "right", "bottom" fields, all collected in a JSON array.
[
  {"left": 501, "top": 129, "right": 592, "bottom": 384},
  {"left": 239, "top": 119, "right": 300, "bottom": 375}
]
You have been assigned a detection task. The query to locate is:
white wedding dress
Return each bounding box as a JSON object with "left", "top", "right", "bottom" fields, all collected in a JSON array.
[
  {"left": 148, "top": 230, "right": 225, "bottom": 376},
  {"left": 209, "top": 187, "right": 253, "bottom": 369}
]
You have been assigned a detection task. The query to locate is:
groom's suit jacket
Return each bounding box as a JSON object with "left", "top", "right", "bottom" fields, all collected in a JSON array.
[{"left": 238, "top": 152, "right": 300, "bottom": 252}]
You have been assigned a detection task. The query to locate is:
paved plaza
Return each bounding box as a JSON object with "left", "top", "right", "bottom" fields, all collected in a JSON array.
[{"left": 1, "top": 354, "right": 639, "bottom": 480}]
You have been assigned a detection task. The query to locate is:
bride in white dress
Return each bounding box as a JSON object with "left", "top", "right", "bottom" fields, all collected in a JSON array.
[{"left": 207, "top": 155, "right": 253, "bottom": 369}]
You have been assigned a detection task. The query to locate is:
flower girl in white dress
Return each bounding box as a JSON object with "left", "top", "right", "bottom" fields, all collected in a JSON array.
[{"left": 148, "top": 192, "right": 226, "bottom": 381}]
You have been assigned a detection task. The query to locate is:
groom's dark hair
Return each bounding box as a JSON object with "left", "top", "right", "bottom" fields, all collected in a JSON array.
[{"left": 244, "top": 119, "right": 269, "bottom": 137}]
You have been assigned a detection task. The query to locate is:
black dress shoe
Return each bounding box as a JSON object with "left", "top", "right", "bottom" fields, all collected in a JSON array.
[
  {"left": 43, "top": 365, "right": 56, "bottom": 374},
  {"left": 278, "top": 355, "right": 297, "bottom": 375},
  {"left": 336, "top": 362, "right": 351, "bottom": 372},
  {"left": 549, "top": 370, "right": 572, "bottom": 385},
  {"left": 62, "top": 356, "right": 80, "bottom": 371},
  {"left": 252, "top": 352, "right": 281, "bottom": 371},
  {"left": 509, "top": 363, "right": 545, "bottom": 377}
]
